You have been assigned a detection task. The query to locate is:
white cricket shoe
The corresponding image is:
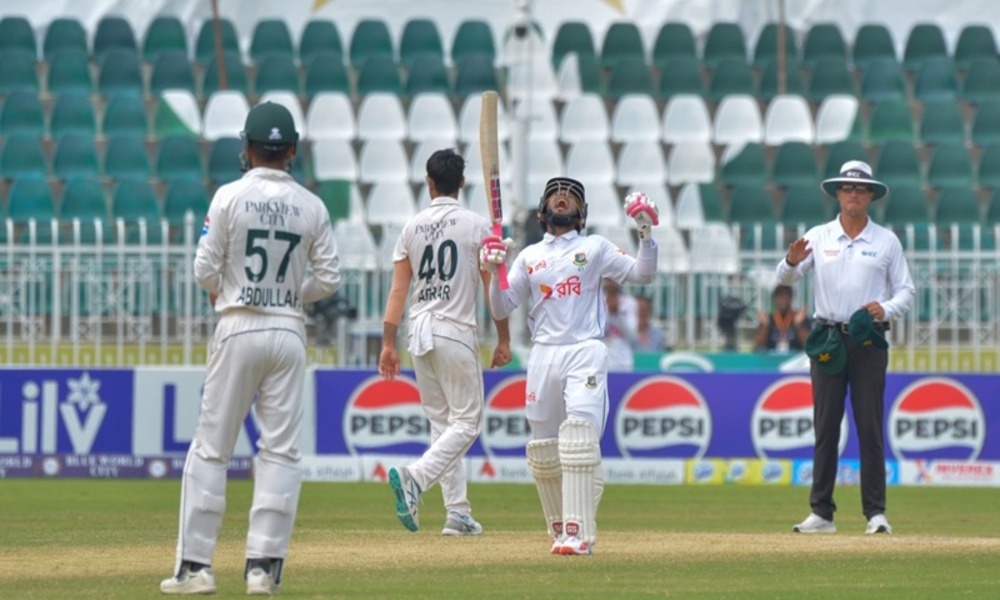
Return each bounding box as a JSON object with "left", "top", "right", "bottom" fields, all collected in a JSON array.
[
  {"left": 246, "top": 567, "right": 278, "bottom": 595},
  {"left": 793, "top": 513, "right": 836, "bottom": 534},
  {"left": 550, "top": 536, "right": 563, "bottom": 555},
  {"left": 160, "top": 564, "right": 216, "bottom": 595},
  {"left": 555, "top": 536, "right": 593, "bottom": 556},
  {"left": 389, "top": 466, "right": 420, "bottom": 532},
  {"left": 441, "top": 511, "right": 483, "bottom": 536},
  {"left": 866, "top": 514, "right": 893, "bottom": 534}
]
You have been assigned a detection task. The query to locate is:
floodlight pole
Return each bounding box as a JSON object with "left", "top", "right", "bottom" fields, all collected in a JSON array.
[
  {"left": 777, "top": 0, "right": 786, "bottom": 95},
  {"left": 210, "top": 0, "right": 228, "bottom": 90}
]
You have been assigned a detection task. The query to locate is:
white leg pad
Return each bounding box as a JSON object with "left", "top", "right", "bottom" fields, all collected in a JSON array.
[
  {"left": 592, "top": 463, "right": 604, "bottom": 545},
  {"left": 526, "top": 438, "right": 562, "bottom": 539},
  {"left": 559, "top": 419, "right": 600, "bottom": 545},
  {"left": 246, "top": 456, "right": 303, "bottom": 559},
  {"left": 176, "top": 451, "right": 228, "bottom": 571}
]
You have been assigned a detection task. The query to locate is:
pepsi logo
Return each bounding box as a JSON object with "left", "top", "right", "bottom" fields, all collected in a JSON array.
[
  {"left": 481, "top": 375, "right": 530, "bottom": 457},
  {"left": 888, "top": 378, "right": 985, "bottom": 460},
  {"left": 343, "top": 375, "right": 429, "bottom": 455},
  {"left": 615, "top": 376, "right": 712, "bottom": 458},
  {"left": 751, "top": 377, "right": 848, "bottom": 459}
]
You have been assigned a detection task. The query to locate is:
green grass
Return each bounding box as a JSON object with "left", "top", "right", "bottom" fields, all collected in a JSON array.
[{"left": 3, "top": 480, "right": 999, "bottom": 598}]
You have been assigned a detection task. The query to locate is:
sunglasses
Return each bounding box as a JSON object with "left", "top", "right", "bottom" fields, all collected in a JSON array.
[{"left": 838, "top": 184, "right": 872, "bottom": 193}]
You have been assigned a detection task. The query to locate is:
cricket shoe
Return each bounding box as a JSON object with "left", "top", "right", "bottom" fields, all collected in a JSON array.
[
  {"left": 555, "top": 536, "right": 593, "bottom": 556},
  {"left": 441, "top": 511, "right": 483, "bottom": 536},
  {"left": 245, "top": 558, "right": 281, "bottom": 596},
  {"left": 793, "top": 513, "right": 836, "bottom": 534},
  {"left": 160, "top": 562, "right": 216, "bottom": 595},
  {"left": 389, "top": 466, "right": 421, "bottom": 532},
  {"left": 549, "top": 536, "right": 564, "bottom": 555},
  {"left": 865, "top": 514, "right": 893, "bottom": 534}
]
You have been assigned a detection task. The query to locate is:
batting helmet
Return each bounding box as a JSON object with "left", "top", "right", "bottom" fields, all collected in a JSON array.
[{"left": 537, "top": 176, "right": 587, "bottom": 233}]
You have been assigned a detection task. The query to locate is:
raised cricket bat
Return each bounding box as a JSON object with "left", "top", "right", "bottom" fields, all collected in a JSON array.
[{"left": 479, "top": 91, "right": 509, "bottom": 289}]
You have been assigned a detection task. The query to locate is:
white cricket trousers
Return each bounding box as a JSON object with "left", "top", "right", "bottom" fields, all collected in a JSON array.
[
  {"left": 174, "top": 313, "right": 307, "bottom": 569},
  {"left": 525, "top": 339, "right": 609, "bottom": 440},
  {"left": 408, "top": 317, "right": 483, "bottom": 516}
]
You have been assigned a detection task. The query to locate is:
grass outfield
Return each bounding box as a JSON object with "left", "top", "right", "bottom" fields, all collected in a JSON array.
[{"left": 3, "top": 480, "right": 999, "bottom": 598}]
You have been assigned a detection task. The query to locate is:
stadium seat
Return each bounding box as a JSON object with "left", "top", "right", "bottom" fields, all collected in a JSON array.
[
  {"left": 919, "top": 99, "right": 966, "bottom": 145},
  {"left": 867, "top": 99, "right": 916, "bottom": 144},
  {"left": 399, "top": 18, "right": 444, "bottom": 68},
  {"left": 514, "top": 98, "right": 558, "bottom": 141},
  {"left": 316, "top": 179, "right": 363, "bottom": 224},
  {"left": 357, "top": 93, "right": 407, "bottom": 140},
  {"left": 611, "top": 94, "right": 661, "bottom": 142},
  {"left": 507, "top": 56, "right": 558, "bottom": 101},
  {"left": 93, "top": 16, "right": 138, "bottom": 62},
  {"left": 935, "top": 186, "right": 982, "bottom": 223},
  {"left": 814, "top": 95, "right": 859, "bottom": 144},
  {"left": 719, "top": 142, "right": 767, "bottom": 188},
  {"left": 972, "top": 100, "right": 1000, "bottom": 147},
  {"left": 457, "top": 93, "right": 509, "bottom": 143},
  {"left": 250, "top": 19, "right": 294, "bottom": 61},
  {"left": 312, "top": 139, "right": 359, "bottom": 181},
  {"left": 675, "top": 182, "right": 725, "bottom": 229},
  {"left": 565, "top": 141, "right": 615, "bottom": 185},
  {"left": 163, "top": 178, "right": 209, "bottom": 232},
  {"left": 713, "top": 94, "right": 763, "bottom": 146},
  {"left": 0, "top": 90, "right": 44, "bottom": 137},
  {"left": 954, "top": 25, "right": 998, "bottom": 70},
  {"left": 980, "top": 144, "right": 1000, "bottom": 189},
  {"left": 902, "top": 23, "right": 948, "bottom": 72},
  {"left": 913, "top": 56, "right": 959, "bottom": 101},
  {"left": 358, "top": 139, "right": 409, "bottom": 184},
  {"left": 702, "top": 22, "right": 747, "bottom": 69},
  {"left": 0, "top": 49, "right": 39, "bottom": 94},
  {"left": 454, "top": 54, "right": 499, "bottom": 97},
  {"left": 560, "top": 94, "right": 610, "bottom": 143},
  {"left": 304, "top": 52, "right": 350, "bottom": 98},
  {"left": 194, "top": 18, "right": 239, "bottom": 64},
  {"left": 662, "top": 94, "right": 712, "bottom": 143},
  {"left": 555, "top": 52, "right": 605, "bottom": 101},
  {"left": 142, "top": 15, "right": 187, "bottom": 62},
  {"left": 852, "top": 24, "right": 896, "bottom": 70},
  {"left": 667, "top": 141, "right": 716, "bottom": 185},
  {"left": 580, "top": 183, "right": 624, "bottom": 228},
  {"left": 202, "top": 90, "right": 250, "bottom": 141},
  {"left": 305, "top": 92, "right": 355, "bottom": 140},
  {"left": 708, "top": 57, "right": 756, "bottom": 101},
  {"left": 802, "top": 23, "right": 847, "bottom": 67},
  {"left": 727, "top": 185, "right": 779, "bottom": 250},
  {"left": 356, "top": 55, "right": 403, "bottom": 96},
  {"left": 7, "top": 177, "right": 56, "bottom": 227},
  {"left": 649, "top": 224, "right": 690, "bottom": 273},
  {"left": 876, "top": 140, "right": 923, "bottom": 187},
  {"left": 822, "top": 140, "right": 868, "bottom": 178},
  {"left": 46, "top": 49, "right": 92, "bottom": 96},
  {"left": 657, "top": 56, "right": 706, "bottom": 99},
  {"left": 407, "top": 93, "right": 457, "bottom": 142},
  {"left": 926, "top": 142, "right": 974, "bottom": 188},
  {"left": 0, "top": 134, "right": 49, "bottom": 179},
  {"left": 50, "top": 92, "right": 97, "bottom": 139},
  {"left": 350, "top": 18, "right": 394, "bottom": 69},
  {"left": 153, "top": 90, "right": 202, "bottom": 138},
  {"left": 881, "top": 184, "right": 930, "bottom": 225},
  {"left": 806, "top": 57, "right": 856, "bottom": 103},
  {"left": 0, "top": 16, "right": 37, "bottom": 56},
  {"left": 861, "top": 58, "right": 908, "bottom": 102},
  {"left": 600, "top": 22, "right": 645, "bottom": 69},
  {"left": 257, "top": 91, "right": 307, "bottom": 140},
  {"left": 299, "top": 20, "right": 343, "bottom": 64},
  {"left": 98, "top": 49, "right": 144, "bottom": 97},
  {"left": 52, "top": 133, "right": 100, "bottom": 180},
  {"left": 652, "top": 22, "right": 697, "bottom": 64},
  {"left": 757, "top": 58, "right": 806, "bottom": 101},
  {"left": 607, "top": 57, "right": 655, "bottom": 100},
  {"left": 753, "top": 23, "right": 798, "bottom": 68},
  {"left": 616, "top": 140, "right": 666, "bottom": 187},
  {"left": 551, "top": 21, "right": 596, "bottom": 70},
  {"left": 451, "top": 19, "right": 495, "bottom": 66},
  {"left": 771, "top": 141, "right": 819, "bottom": 187},
  {"left": 150, "top": 51, "right": 197, "bottom": 95},
  {"left": 688, "top": 222, "right": 739, "bottom": 273},
  {"left": 406, "top": 55, "right": 451, "bottom": 97},
  {"left": 781, "top": 184, "right": 831, "bottom": 227},
  {"left": 207, "top": 137, "right": 243, "bottom": 185},
  {"left": 763, "top": 94, "right": 815, "bottom": 145},
  {"left": 961, "top": 58, "right": 1000, "bottom": 104},
  {"left": 366, "top": 181, "right": 417, "bottom": 226},
  {"left": 104, "top": 135, "right": 151, "bottom": 179},
  {"left": 254, "top": 54, "right": 300, "bottom": 95},
  {"left": 524, "top": 138, "right": 565, "bottom": 193},
  {"left": 333, "top": 219, "right": 379, "bottom": 270},
  {"left": 201, "top": 51, "right": 249, "bottom": 97},
  {"left": 112, "top": 178, "right": 163, "bottom": 243},
  {"left": 43, "top": 17, "right": 88, "bottom": 61},
  {"left": 60, "top": 178, "right": 112, "bottom": 244}
]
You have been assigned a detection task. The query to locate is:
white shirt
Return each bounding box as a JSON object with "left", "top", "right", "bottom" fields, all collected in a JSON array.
[
  {"left": 394, "top": 197, "right": 491, "bottom": 328},
  {"left": 777, "top": 217, "right": 914, "bottom": 322},
  {"left": 490, "top": 230, "right": 657, "bottom": 345},
  {"left": 194, "top": 168, "right": 341, "bottom": 319}
]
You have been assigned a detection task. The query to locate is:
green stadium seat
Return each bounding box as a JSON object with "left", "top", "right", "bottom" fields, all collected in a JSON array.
[
  {"left": 112, "top": 178, "right": 163, "bottom": 243},
  {"left": 881, "top": 183, "right": 930, "bottom": 225},
  {"left": 926, "top": 142, "right": 974, "bottom": 188},
  {"left": 0, "top": 49, "right": 39, "bottom": 94},
  {"left": 152, "top": 90, "right": 201, "bottom": 138},
  {"left": 913, "top": 56, "right": 958, "bottom": 102},
  {"left": 657, "top": 56, "right": 705, "bottom": 99},
  {"left": 867, "top": 98, "right": 915, "bottom": 144},
  {"left": 919, "top": 99, "right": 966, "bottom": 145},
  {"left": 0, "top": 134, "right": 48, "bottom": 179},
  {"left": 0, "top": 90, "right": 45, "bottom": 137},
  {"left": 753, "top": 23, "right": 798, "bottom": 68},
  {"left": 988, "top": 189, "right": 1000, "bottom": 222},
  {"left": 934, "top": 186, "right": 982, "bottom": 223},
  {"left": 802, "top": 23, "right": 847, "bottom": 67},
  {"left": 50, "top": 92, "right": 97, "bottom": 139},
  {"left": 304, "top": 52, "right": 350, "bottom": 98},
  {"left": 601, "top": 22, "right": 644, "bottom": 69},
  {"left": 356, "top": 55, "right": 403, "bottom": 96},
  {"left": 94, "top": 16, "right": 138, "bottom": 62},
  {"left": 961, "top": 58, "right": 1000, "bottom": 104},
  {"left": 46, "top": 49, "right": 92, "bottom": 95},
  {"left": 254, "top": 54, "right": 300, "bottom": 95},
  {"left": 781, "top": 183, "right": 831, "bottom": 227},
  {"left": 406, "top": 55, "right": 450, "bottom": 96},
  {"left": 60, "top": 178, "right": 112, "bottom": 244},
  {"left": 0, "top": 16, "right": 37, "bottom": 56},
  {"left": 207, "top": 137, "right": 243, "bottom": 185},
  {"left": 43, "top": 17, "right": 88, "bottom": 61},
  {"left": 806, "top": 57, "right": 856, "bottom": 103},
  {"left": 163, "top": 178, "right": 209, "bottom": 241},
  {"left": 315, "top": 179, "right": 356, "bottom": 224},
  {"left": 399, "top": 18, "right": 444, "bottom": 68},
  {"left": 103, "top": 93, "right": 149, "bottom": 138},
  {"left": 142, "top": 16, "right": 187, "bottom": 62},
  {"left": 349, "top": 18, "right": 394, "bottom": 69},
  {"left": 727, "top": 185, "right": 780, "bottom": 250},
  {"left": 607, "top": 57, "right": 654, "bottom": 100},
  {"left": 954, "top": 25, "right": 998, "bottom": 70},
  {"left": 7, "top": 176, "right": 57, "bottom": 243},
  {"left": 551, "top": 21, "right": 596, "bottom": 70},
  {"left": 772, "top": 141, "right": 819, "bottom": 187},
  {"left": 156, "top": 135, "right": 203, "bottom": 181},
  {"left": 720, "top": 142, "right": 767, "bottom": 188},
  {"left": 902, "top": 23, "right": 947, "bottom": 72},
  {"left": 250, "top": 19, "right": 294, "bottom": 61},
  {"left": 194, "top": 18, "right": 239, "bottom": 64},
  {"left": 977, "top": 143, "right": 1000, "bottom": 189},
  {"left": 822, "top": 140, "right": 868, "bottom": 178},
  {"left": 708, "top": 57, "right": 755, "bottom": 101},
  {"left": 972, "top": 100, "right": 1000, "bottom": 146},
  {"left": 876, "top": 140, "right": 923, "bottom": 188},
  {"left": 703, "top": 22, "right": 746, "bottom": 69},
  {"left": 852, "top": 24, "right": 896, "bottom": 71},
  {"left": 52, "top": 133, "right": 100, "bottom": 180},
  {"left": 861, "top": 58, "right": 907, "bottom": 102},
  {"left": 201, "top": 51, "right": 249, "bottom": 96},
  {"left": 104, "top": 135, "right": 151, "bottom": 179},
  {"left": 454, "top": 55, "right": 499, "bottom": 97},
  {"left": 558, "top": 53, "right": 605, "bottom": 98},
  {"left": 150, "top": 51, "right": 196, "bottom": 95},
  {"left": 299, "top": 20, "right": 343, "bottom": 64},
  {"left": 98, "top": 49, "right": 144, "bottom": 97},
  {"left": 757, "top": 59, "right": 805, "bottom": 101},
  {"left": 652, "top": 22, "right": 696, "bottom": 64},
  {"left": 451, "top": 20, "right": 495, "bottom": 66}
]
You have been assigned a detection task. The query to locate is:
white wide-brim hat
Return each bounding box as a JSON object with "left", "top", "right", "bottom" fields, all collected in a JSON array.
[{"left": 820, "top": 160, "right": 889, "bottom": 200}]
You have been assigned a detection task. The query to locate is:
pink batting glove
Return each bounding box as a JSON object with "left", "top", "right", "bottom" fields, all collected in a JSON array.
[
  {"left": 624, "top": 192, "right": 659, "bottom": 241},
  {"left": 480, "top": 235, "right": 511, "bottom": 271}
]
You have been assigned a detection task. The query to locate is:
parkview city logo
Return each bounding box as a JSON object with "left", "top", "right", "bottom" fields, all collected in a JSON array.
[
  {"left": 751, "top": 377, "right": 849, "bottom": 459},
  {"left": 615, "top": 376, "right": 712, "bottom": 458},
  {"left": 342, "top": 375, "right": 429, "bottom": 455},
  {"left": 481, "top": 375, "right": 530, "bottom": 457},
  {"left": 888, "top": 377, "right": 985, "bottom": 460}
]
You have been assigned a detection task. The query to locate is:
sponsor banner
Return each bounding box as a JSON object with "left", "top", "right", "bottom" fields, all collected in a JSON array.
[
  {"left": 789, "top": 459, "right": 899, "bottom": 487},
  {"left": 357, "top": 454, "right": 412, "bottom": 483},
  {"left": 300, "top": 455, "right": 363, "bottom": 482},
  {"left": 603, "top": 458, "right": 685, "bottom": 485},
  {"left": 898, "top": 460, "right": 1000, "bottom": 486},
  {"left": 0, "top": 454, "right": 252, "bottom": 479},
  {"left": 723, "top": 459, "right": 792, "bottom": 485},
  {"left": 687, "top": 459, "right": 727, "bottom": 484},
  {"left": 467, "top": 457, "right": 533, "bottom": 483}
]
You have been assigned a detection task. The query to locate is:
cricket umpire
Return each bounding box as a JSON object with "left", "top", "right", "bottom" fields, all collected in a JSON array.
[
  {"left": 161, "top": 102, "right": 341, "bottom": 595},
  {"left": 778, "top": 160, "right": 914, "bottom": 535}
]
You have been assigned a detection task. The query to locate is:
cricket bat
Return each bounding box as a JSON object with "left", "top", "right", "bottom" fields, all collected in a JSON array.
[{"left": 479, "top": 91, "right": 510, "bottom": 289}]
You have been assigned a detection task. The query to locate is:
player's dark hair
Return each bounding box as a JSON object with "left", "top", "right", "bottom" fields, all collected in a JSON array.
[
  {"left": 248, "top": 140, "right": 292, "bottom": 165},
  {"left": 426, "top": 148, "right": 465, "bottom": 196}
]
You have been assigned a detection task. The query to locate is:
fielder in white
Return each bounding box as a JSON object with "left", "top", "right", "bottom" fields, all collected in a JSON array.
[
  {"left": 161, "top": 102, "right": 341, "bottom": 595},
  {"left": 379, "top": 148, "right": 511, "bottom": 535},
  {"left": 482, "top": 177, "right": 659, "bottom": 556}
]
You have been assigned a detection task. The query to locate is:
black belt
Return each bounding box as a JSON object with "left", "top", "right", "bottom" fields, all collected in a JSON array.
[{"left": 823, "top": 321, "right": 890, "bottom": 334}]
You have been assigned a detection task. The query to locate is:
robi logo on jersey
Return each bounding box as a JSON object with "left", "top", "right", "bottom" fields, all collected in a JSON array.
[
  {"left": 752, "top": 377, "right": 849, "bottom": 459},
  {"left": 615, "top": 376, "right": 712, "bottom": 458},
  {"left": 481, "top": 375, "right": 530, "bottom": 457},
  {"left": 342, "top": 375, "right": 430, "bottom": 455},
  {"left": 888, "top": 377, "right": 985, "bottom": 460}
]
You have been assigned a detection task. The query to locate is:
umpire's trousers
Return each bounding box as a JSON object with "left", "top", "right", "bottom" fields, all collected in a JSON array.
[{"left": 809, "top": 330, "right": 888, "bottom": 521}]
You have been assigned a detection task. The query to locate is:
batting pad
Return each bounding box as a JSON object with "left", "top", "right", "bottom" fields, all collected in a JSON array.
[
  {"left": 247, "top": 456, "right": 303, "bottom": 560},
  {"left": 526, "top": 438, "right": 562, "bottom": 539},
  {"left": 559, "top": 419, "right": 600, "bottom": 545},
  {"left": 177, "top": 452, "right": 228, "bottom": 571}
]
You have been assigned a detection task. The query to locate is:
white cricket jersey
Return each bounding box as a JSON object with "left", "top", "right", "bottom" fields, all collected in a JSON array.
[
  {"left": 777, "top": 217, "right": 914, "bottom": 322},
  {"left": 194, "top": 168, "right": 341, "bottom": 319},
  {"left": 490, "top": 230, "right": 657, "bottom": 345},
  {"left": 394, "top": 197, "right": 491, "bottom": 328}
]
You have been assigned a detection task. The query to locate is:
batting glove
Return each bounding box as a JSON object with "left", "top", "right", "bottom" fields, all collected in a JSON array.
[
  {"left": 480, "top": 235, "right": 513, "bottom": 272},
  {"left": 625, "top": 192, "right": 659, "bottom": 242}
]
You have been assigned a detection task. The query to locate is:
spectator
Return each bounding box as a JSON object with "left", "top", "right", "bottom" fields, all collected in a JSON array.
[{"left": 753, "top": 284, "right": 810, "bottom": 352}]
